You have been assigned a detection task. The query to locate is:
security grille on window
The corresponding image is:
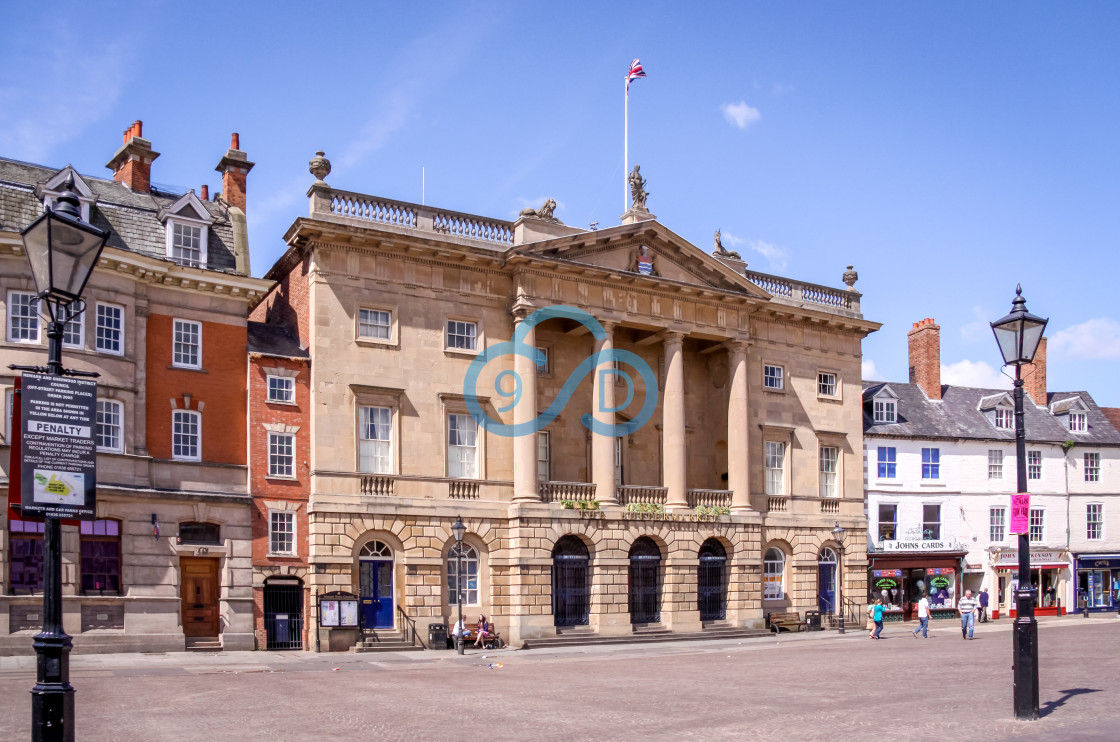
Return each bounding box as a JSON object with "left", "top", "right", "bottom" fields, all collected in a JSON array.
[
  {"left": 878, "top": 504, "right": 897, "bottom": 540},
  {"left": 172, "top": 319, "right": 201, "bottom": 368},
  {"left": 873, "top": 399, "right": 896, "bottom": 423},
  {"left": 1069, "top": 411, "right": 1087, "bottom": 433},
  {"left": 537, "top": 431, "right": 550, "bottom": 483},
  {"left": 171, "top": 223, "right": 203, "bottom": 267},
  {"left": 990, "top": 507, "right": 1006, "bottom": 543},
  {"left": 1084, "top": 452, "right": 1100, "bottom": 482},
  {"left": 359, "top": 406, "right": 392, "bottom": 474},
  {"left": 763, "top": 548, "right": 785, "bottom": 599},
  {"left": 358, "top": 308, "right": 392, "bottom": 340},
  {"left": 819, "top": 446, "right": 838, "bottom": 498},
  {"left": 96, "top": 399, "right": 123, "bottom": 452},
  {"left": 96, "top": 303, "right": 124, "bottom": 354},
  {"left": 267, "top": 376, "right": 295, "bottom": 403},
  {"left": 818, "top": 372, "right": 837, "bottom": 396},
  {"left": 172, "top": 410, "right": 200, "bottom": 460},
  {"left": 62, "top": 314, "right": 82, "bottom": 348},
  {"left": 269, "top": 511, "right": 295, "bottom": 554},
  {"left": 923, "top": 504, "right": 941, "bottom": 540},
  {"left": 764, "top": 441, "right": 785, "bottom": 495},
  {"left": 448, "top": 413, "right": 478, "bottom": 478},
  {"left": 268, "top": 433, "right": 295, "bottom": 477},
  {"left": 1087, "top": 503, "right": 1103, "bottom": 540},
  {"left": 1029, "top": 508, "right": 1045, "bottom": 543},
  {"left": 988, "top": 450, "right": 1004, "bottom": 480},
  {"left": 446, "top": 320, "right": 478, "bottom": 351},
  {"left": 1028, "top": 450, "right": 1042, "bottom": 480},
  {"left": 7, "top": 291, "right": 40, "bottom": 343},
  {"left": 922, "top": 448, "right": 940, "bottom": 479},
  {"left": 447, "top": 543, "right": 479, "bottom": 605},
  {"left": 763, "top": 365, "right": 784, "bottom": 390},
  {"left": 877, "top": 446, "right": 897, "bottom": 478}
]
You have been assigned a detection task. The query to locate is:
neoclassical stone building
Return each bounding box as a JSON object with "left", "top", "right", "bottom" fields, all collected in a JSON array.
[{"left": 250, "top": 154, "right": 880, "bottom": 647}]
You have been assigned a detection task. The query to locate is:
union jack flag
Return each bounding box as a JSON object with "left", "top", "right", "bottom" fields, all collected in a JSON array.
[{"left": 626, "top": 59, "right": 646, "bottom": 91}]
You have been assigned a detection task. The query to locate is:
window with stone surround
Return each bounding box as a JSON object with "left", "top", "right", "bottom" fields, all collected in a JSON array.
[
  {"left": 359, "top": 406, "right": 392, "bottom": 474},
  {"left": 95, "top": 302, "right": 124, "bottom": 355},
  {"left": 61, "top": 311, "right": 83, "bottom": 349},
  {"left": 765, "top": 441, "right": 785, "bottom": 495},
  {"left": 9, "top": 520, "right": 44, "bottom": 593},
  {"left": 80, "top": 519, "right": 121, "bottom": 595},
  {"left": 96, "top": 399, "right": 123, "bottom": 453},
  {"left": 172, "top": 319, "right": 201, "bottom": 369},
  {"left": 172, "top": 409, "right": 201, "bottom": 461},
  {"left": 817, "top": 371, "right": 838, "bottom": 398},
  {"left": 268, "top": 432, "right": 295, "bottom": 478},
  {"left": 819, "top": 445, "right": 838, "bottom": 498},
  {"left": 357, "top": 306, "right": 397, "bottom": 345},
  {"left": 267, "top": 375, "right": 295, "bottom": 404},
  {"left": 446, "top": 319, "right": 478, "bottom": 352},
  {"left": 269, "top": 511, "right": 296, "bottom": 555},
  {"left": 537, "top": 431, "right": 550, "bottom": 483},
  {"left": 447, "top": 543, "right": 479, "bottom": 606},
  {"left": 448, "top": 413, "right": 479, "bottom": 479},
  {"left": 6, "top": 290, "right": 40, "bottom": 343},
  {"left": 763, "top": 547, "right": 785, "bottom": 599},
  {"left": 763, "top": 364, "right": 784, "bottom": 390}
]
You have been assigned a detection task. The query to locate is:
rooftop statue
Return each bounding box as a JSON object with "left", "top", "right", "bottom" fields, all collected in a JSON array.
[
  {"left": 519, "top": 198, "right": 562, "bottom": 223},
  {"left": 712, "top": 229, "right": 741, "bottom": 260},
  {"left": 628, "top": 165, "right": 649, "bottom": 210}
]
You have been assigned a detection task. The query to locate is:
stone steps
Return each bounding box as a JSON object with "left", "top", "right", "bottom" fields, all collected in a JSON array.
[
  {"left": 352, "top": 630, "right": 424, "bottom": 653},
  {"left": 521, "top": 624, "right": 772, "bottom": 650},
  {"left": 185, "top": 637, "right": 222, "bottom": 652}
]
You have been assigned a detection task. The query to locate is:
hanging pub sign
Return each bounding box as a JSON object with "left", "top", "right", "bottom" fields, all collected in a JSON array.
[
  {"left": 1009, "top": 493, "right": 1030, "bottom": 534},
  {"left": 19, "top": 373, "right": 97, "bottom": 520},
  {"left": 318, "top": 591, "right": 359, "bottom": 628}
]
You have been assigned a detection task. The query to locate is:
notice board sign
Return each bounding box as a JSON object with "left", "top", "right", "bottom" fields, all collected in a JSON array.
[
  {"left": 1009, "top": 493, "right": 1030, "bottom": 535},
  {"left": 318, "top": 591, "right": 359, "bottom": 628},
  {"left": 19, "top": 373, "right": 97, "bottom": 519}
]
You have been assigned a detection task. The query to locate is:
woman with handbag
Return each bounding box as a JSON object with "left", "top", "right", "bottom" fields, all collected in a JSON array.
[{"left": 868, "top": 599, "right": 885, "bottom": 639}]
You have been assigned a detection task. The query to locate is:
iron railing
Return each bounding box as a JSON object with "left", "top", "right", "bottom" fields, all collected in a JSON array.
[{"left": 397, "top": 605, "right": 423, "bottom": 648}]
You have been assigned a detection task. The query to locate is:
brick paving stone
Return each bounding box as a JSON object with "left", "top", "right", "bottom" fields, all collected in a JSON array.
[{"left": 0, "top": 616, "right": 1117, "bottom": 741}]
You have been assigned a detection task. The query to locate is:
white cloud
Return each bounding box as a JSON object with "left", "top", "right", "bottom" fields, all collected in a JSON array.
[
  {"left": 772, "top": 83, "right": 795, "bottom": 95},
  {"left": 960, "top": 305, "right": 994, "bottom": 343},
  {"left": 941, "top": 359, "right": 1011, "bottom": 390},
  {"left": 722, "top": 231, "right": 789, "bottom": 272},
  {"left": 862, "top": 359, "right": 880, "bottom": 380},
  {"left": 1050, "top": 317, "right": 1120, "bottom": 360},
  {"left": 720, "top": 101, "right": 761, "bottom": 130}
]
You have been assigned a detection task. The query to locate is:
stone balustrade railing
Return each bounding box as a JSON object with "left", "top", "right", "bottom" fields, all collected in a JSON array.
[
  {"left": 317, "top": 187, "right": 514, "bottom": 247},
  {"left": 539, "top": 481, "right": 597, "bottom": 503},
  {"left": 686, "top": 489, "right": 733, "bottom": 508},
  {"left": 617, "top": 485, "right": 668, "bottom": 505},
  {"left": 820, "top": 498, "right": 840, "bottom": 514},
  {"left": 449, "top": 480, "right": 481, "bottom": 499},
  {"left": 767, "top": 495, "right": 789, "bottom": 513},
  {"left": 360, "top": 475, "right": 395, "bottom": 496},
  {"left": 744, "top": 270, "right": 860, "bottom": 315}
]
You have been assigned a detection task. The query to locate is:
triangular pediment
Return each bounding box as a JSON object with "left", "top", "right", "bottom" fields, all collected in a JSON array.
[
  {"left": 158, "top": 190, "right": 213, "bottom": 224},
  {"left": 40, "top": 166, "right": 94, "bottom": 199},
  {"left": 516, "top": 221, "right": 771, "bottom": 298}
]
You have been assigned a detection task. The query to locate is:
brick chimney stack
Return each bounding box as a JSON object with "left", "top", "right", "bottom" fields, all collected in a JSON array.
[
  {"left": 214, "top": 132, "right": 254, "bottom": 213},
  {"left": 105, "top": 119, "right": 160, "bottom": 193},
  {"left": 908, "top": 318, "right": 942, "bottom": 400},
  {"left": 200, "top": 184, "right": 209, "bottom": 200},
  {"left": 1022, "top": 337, "right": 1048, "bottom": 407}
]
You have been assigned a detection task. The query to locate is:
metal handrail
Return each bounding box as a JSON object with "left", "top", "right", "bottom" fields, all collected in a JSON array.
[{"left": 397, "top": 605, "right": 423, "bottom": 649}]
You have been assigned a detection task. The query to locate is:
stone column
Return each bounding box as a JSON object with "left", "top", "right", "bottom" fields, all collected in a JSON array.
[
  {"left": 662, "top": 332, "right": 687, "bottom": 509},
  {"left": 591, "top": 322, "right": 617, "bottom": 504},
  {"left": 727, "top": 341, "right": 751, "bottom": 511},
  {"left": 512, "top": 313, "right": 540, "bottom": 502}
]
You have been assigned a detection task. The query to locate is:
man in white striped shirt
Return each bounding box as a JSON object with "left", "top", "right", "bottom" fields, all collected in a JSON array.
[{"left": 957, "top": 590, "right": 979, "bottom": 639}]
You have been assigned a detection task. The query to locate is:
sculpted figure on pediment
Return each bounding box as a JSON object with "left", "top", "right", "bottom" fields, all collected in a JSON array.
[
  {"left": 630, "top": 244, "right": 659, "bottom": 277},
  {"left": 712, "top": 229, "right": 741, "bottom": 260}
]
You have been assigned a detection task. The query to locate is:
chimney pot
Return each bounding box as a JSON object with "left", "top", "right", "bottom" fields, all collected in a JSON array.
[
  {"left": 907, "top": 317, "right": 942, "bottom": 400},
  {"left": 134, "top": 120, "right": 143, "bottom": 138},
  {"left": 231, "top": 132, "right": 240, "bottom": 150},
  {"left": 201, "top": 184, "right": 209, "bottom": 200},
  {"left": 107, "top": 120, "right": 160, "bottom": 193}
]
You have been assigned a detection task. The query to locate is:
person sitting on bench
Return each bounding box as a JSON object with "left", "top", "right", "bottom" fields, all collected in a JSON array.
[{"left": 472, "top": 614, "right": 491, "bottom": 648}]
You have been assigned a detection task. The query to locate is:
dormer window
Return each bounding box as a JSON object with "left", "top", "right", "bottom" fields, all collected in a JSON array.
[
  {"left": 994, "top": 408, "right": 1013, "bottom": 429},
  {"left": 1050, "top": 396, "right": 1090, "bottom": 435},
  {"left": 38, "top": 167, "right": 94, "bottom": 222},
  {"left": 873, "top": 399, "right": 897, "bottom": 423},
  {"left": 158, "top": 191, "right": 212, "bottom": 269},
  {"left": 1069, "top": 411, "right": 1087, "bottom": 433}
]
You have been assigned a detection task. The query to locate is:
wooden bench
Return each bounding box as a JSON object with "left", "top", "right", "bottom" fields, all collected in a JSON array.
[
  {"left": 768, "top": 611, "right": 806, "bottom": 633},
  {"left": 448, "top": 626, "right": 504, "bottom": 650}
]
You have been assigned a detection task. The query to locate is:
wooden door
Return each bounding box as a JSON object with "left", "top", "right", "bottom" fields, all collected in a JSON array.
[{"left": 181, "top": 557, "right": 220, "bottom": 637}]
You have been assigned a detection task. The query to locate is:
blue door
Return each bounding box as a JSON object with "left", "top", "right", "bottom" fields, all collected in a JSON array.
[
  {"left": 359, "top": 560, "right": 394, "bottom": 629},
  {"left": 818, "top": 562, "right": 836, "bottom": 614}
]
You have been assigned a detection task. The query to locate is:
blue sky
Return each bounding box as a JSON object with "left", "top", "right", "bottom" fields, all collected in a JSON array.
[{"left": 4, "top": 2, "right": 1119, "bottom": 403}]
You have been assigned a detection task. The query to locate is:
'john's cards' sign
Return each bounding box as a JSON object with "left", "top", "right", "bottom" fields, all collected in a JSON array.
[{"left": 20, "top": 373, "right": 97, "bottom": 519}]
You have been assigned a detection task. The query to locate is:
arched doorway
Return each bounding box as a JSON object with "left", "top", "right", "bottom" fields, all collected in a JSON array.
[
  {"left": 698, "top": 539, "right": 728, "bottom": 621},
  {"left": 358, "top": 540, "right": 394, "bottom": 629},
  {"left": 628, "top": 537, "right": 662, "bottom": 624},
  {"left": 818, "top": 547, "right": 838, "bottom": 614},
  {"left": 263, "top": 577, "right": 303, "bottom": 650},
  {"left": 552, "top": 536, "right": 590, "bottom": 626}
]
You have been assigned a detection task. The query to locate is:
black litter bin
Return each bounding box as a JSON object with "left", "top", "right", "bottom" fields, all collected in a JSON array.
[
  {"left": 429, "top": 623, "right": 449, "bottom": 649},
  {"left": 805, "top": 610, "right": 822, "bottom": 631}
]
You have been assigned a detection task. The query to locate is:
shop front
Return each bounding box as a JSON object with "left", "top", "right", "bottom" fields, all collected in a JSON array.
[
  {"left": 990, "top": 549, "right": 1070, "bottom": 619},
  {"left": 867, "top": 544, "right": 967, "bottom": 622},
  {"left": 1073, "top": 554, "right": 1120, "bottom": 614}
]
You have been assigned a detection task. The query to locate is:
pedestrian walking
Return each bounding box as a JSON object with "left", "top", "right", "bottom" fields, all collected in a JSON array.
[
  {"left": 912, "top": 594, "right": 931, "bottom": 638},
  {"left": 957, "top": 589, "right": 978, "bottom": 639},
  {"left": 868, "top": 598, "right": 885, "bottom": 639},
  {"left": 978, "top": 588, "right": 989, "bottom": 623}
]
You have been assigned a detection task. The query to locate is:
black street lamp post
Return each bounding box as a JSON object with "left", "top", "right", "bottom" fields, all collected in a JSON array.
[
  {"left": 832, "top": 522, "right": 847, "bottom": 634},
  {"left": 991, "top": 285, "right": 1047, "bottom": 722},
  {"left": 14, "top": 176, "right": 108, "bottom": 742},
  {"left": 451, "top": 515, "right": 466, "bottom": 655}
]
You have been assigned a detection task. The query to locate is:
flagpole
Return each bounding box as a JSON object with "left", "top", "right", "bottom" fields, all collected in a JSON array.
[{"left": 624, "top": 77, "right": 629, "bottom": 213}]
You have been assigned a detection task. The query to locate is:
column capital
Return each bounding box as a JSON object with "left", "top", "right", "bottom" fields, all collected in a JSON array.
[
  {"left": 727, "top": 339, "right": 751, "bottom": 354},
  {"left": 662, "top": 330, "right": 685, "bottom": 348},
  {"left": 598, "top": 319, "right": 618, "bottom": 334}
]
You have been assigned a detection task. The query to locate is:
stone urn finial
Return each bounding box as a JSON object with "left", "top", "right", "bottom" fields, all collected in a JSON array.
[
  {"left": 309, "top": 150, "right": 331, "bottom": 184},
  {"left": 843, "top": 265, "right": 858, "bottom": 290}
]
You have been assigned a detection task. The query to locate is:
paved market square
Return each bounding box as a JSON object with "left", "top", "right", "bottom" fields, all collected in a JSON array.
[{"left": 0, "top": 616, "right": 1116, "bottom": 741}]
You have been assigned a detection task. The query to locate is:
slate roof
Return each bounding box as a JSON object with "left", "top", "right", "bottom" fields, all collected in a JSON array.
[
  {"left": 862, "top": 381, "right": 1120, "bottom": 446},
  {"left": 0, "top": 156, "right": 241, "bottom": 275},
  {"left": 247, "top": 321, "right": 309, "bottom": 359}
]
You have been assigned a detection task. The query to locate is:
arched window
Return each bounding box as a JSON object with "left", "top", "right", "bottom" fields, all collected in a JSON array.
[
  {"left": 628, "top": 537, "right": 662, "bottom": 623},
  {"left": 552, "top": 536, "right": 590, "bottom": 627},
  {"left": 698, "top": 539, "right": 728, "bottom": 621},
  {"left": 359, "top": 540, "right": 392, "bottom": 558},
  {"left": 80, "top": 519, "right": 121, "bottom": 595},
  {"left": 818, "top": 547, "right": 837, "bottom": 564},
  {"left": 763, "top": 547, "right": 786, "bottom": 600},
  {"left": 447, "top": 543, "right": 479, "bottom": 606}
]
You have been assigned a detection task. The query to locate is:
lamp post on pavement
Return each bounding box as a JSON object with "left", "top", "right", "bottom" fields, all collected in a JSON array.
[
  {"left": 991, "top": 284, "right": 1048, "bottom": 722},
  {"left": 832, "top": 522, "right": 847, "bottom": 634},
  {"left": 15, "top": 175, "right": 108, "bottom": 742},
  {"left": 451, "top": 515, "right": 466, "bottom": 655}
]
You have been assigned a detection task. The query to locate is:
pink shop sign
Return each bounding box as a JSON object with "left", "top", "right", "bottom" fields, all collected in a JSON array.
[{"left": 1009, "top": 493, "right": 1030, "bottom": 534}]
